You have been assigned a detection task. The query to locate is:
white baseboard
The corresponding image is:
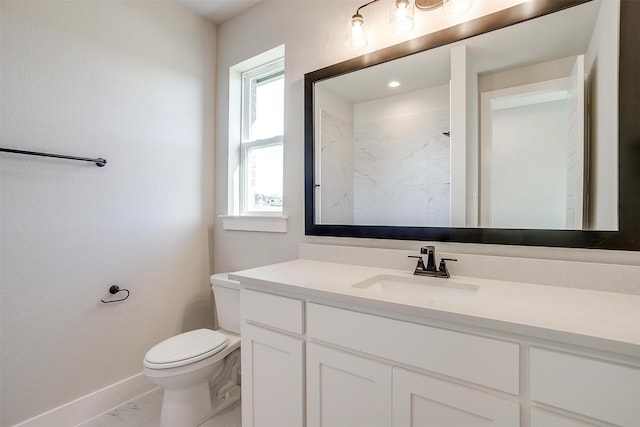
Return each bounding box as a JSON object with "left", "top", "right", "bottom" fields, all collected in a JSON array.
[{"left": 13, "top": 372, "right": 156, "bottom": 427}]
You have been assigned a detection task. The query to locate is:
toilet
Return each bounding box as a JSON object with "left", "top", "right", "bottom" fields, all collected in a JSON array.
[{"left": 143, "top": 273, "right": 241, "bottom": 427}]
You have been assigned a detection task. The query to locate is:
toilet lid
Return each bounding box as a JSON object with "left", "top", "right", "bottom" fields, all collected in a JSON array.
[{"left": 144, "top": 329, "right": 228, "bottom": 369}]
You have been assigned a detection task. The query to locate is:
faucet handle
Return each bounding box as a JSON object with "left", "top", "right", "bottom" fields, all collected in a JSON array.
[
  {"left": 408, "top": 255, "right": 426, "bottom": 272},
  {"left": 438, "top": 258, "right": 458, "bottom": 277}
]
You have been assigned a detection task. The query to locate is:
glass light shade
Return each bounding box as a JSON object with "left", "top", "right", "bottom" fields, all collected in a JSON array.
[
  {"left": 442, "top": 0, "right": 472, "bottom": 14},
  {"left": 348, "top": 14, "right": 368, "bottom": 49},
  {"left": 390, "top": 0, "right": 414, "bottom": 34}
]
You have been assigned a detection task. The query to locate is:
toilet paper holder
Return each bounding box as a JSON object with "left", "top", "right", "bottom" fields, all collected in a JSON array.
[{"left": 100, "top": 284, "right": 130, "bottom": 304}]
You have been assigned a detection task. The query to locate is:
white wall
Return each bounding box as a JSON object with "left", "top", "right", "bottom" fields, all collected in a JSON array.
[
  {"left": 585, "top": 0, "right": 619, "bottom": 230},
  {"left": 490, "top": 100, "right": 569, "bottom": 229},
  {"left": 0, "top": 1, "right": 216, "bottom": 425},
  {"left": 478, "top": 56, "right": 576, "bottom": 94},
  {"left": 450, "top": 45, "right": 478, "bottom": 226}
]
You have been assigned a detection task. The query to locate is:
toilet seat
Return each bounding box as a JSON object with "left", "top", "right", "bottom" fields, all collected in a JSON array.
[{"left": 144, "top": 329, "right": 228, "bottom": 370}]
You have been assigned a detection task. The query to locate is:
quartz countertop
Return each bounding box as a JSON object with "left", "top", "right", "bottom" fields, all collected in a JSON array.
[{"left": 229, "top": 259, "right": 640, "bottom": 356}]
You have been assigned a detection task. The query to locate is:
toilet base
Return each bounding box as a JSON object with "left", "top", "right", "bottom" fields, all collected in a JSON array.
[
  {"left": 209, "top": 348, "right": 241, "bottom": 419},
  {"left": 209, "top": 384, "right": 241, "bottom": 420},
  {"left": 159, "top": 383, "right": 241, "bottom": 427},
  {"left": 157, "top": 347, "right": 241, "bottom": 427},
  {"left": 160, "top": 381, "right": 212, "bottom": 427}
]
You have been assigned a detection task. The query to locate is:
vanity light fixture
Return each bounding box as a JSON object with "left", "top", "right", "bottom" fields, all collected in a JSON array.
[{"left": 348, "top": 0, "right": 472, "bottom": 49}]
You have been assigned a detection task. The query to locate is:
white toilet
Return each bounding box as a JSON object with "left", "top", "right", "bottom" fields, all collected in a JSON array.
[{"left": 143, "top": 273, "right": 241, "bottom": 427}]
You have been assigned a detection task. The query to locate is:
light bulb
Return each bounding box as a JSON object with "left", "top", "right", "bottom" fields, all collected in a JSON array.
[
  {"left": 390, "top": 0, "right": 414, "bottom": 34},
  {"left": 442, "top": 0, "right": 472, "bottom": 15},
  {"left": 348, "top": 13, "right": 368, "bottom": 49}
]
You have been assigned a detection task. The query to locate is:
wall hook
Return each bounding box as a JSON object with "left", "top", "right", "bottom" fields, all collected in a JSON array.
[{"left": 101, "top": 284, "right": 130, "bottom": 303}]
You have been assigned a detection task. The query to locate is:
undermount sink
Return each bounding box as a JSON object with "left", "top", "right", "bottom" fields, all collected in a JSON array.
[{"left": 352, "top": 274, "right": 479, "bottom": 302}]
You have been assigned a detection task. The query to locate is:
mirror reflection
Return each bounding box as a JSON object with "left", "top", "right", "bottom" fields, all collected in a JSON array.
[{"left": 314, "top": 0, "right": 618, "bottom": 230}]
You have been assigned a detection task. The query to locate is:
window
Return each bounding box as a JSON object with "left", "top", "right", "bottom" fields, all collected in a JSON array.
[
  {"left": 223, "top": 46, "right": 286, "bottom": 232},
  {"left": 240, "top": 58, "right": 284, "bottom": 215}
]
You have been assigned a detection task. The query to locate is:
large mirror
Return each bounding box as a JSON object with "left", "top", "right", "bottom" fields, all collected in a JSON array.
[{"left": 305, "top": 0, "right": 640, "bottom": 250}]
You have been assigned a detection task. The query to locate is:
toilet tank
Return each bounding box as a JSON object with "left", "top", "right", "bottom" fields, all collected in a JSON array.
[{"left": 210, "top": 273, "right": 241, "bottom": 334}]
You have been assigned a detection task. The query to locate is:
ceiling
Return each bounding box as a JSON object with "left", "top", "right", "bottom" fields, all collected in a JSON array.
[{"left": 176, "top": 0, "right": 262, "bottom": 24}]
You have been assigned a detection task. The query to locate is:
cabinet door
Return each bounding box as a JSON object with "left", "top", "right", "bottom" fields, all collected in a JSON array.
[
  {"left": 307, "top": 343, "right": 392, "bottom": 427},
  {"left": 393, "top": 367, "right": 519, "bottom": 427},
  {"left": 241, "top": 323, "right": 304, "bottom": 427}
]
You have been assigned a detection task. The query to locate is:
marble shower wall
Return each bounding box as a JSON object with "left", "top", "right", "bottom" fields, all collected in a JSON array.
[
  {"left": 353, "top": 108, "right": 451, "bottom": 226},
  {"left": 320, "top": 109, "right": 354, "bottom": 224}
]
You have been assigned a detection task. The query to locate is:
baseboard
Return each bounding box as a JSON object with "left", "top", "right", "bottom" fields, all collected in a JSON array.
[{"left": 13, "top": 372, "right": 156, "bottom": 427}]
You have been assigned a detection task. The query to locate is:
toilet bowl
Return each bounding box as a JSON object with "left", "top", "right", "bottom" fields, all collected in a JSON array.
[{"left": 143, "top": 274, "right": 241, "bottom": 427}]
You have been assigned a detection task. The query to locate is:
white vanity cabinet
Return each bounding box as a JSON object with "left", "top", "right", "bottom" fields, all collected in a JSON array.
[
  {"left": 240, "top": 290, "right": 305, "bottom": 427},
  {"left": 239, "top": 286, "right": 640, "bottom": 427}
]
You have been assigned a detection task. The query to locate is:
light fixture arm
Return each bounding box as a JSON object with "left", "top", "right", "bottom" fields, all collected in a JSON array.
[
  {"left": 348, "top": 0, "right": 472, "bottom": 49},
  {"left": 355, "top": 0, "right": 381, "bottom": 16}
]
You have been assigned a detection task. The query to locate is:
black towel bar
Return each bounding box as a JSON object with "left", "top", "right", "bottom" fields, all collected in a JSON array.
[{"left": 0, "top": 147, "right": 107, "bottom": 167}]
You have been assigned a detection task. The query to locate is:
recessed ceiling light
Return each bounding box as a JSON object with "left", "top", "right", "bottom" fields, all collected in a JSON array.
[{"left": 388, "top": 81, "right": 401, "bottom": 88}]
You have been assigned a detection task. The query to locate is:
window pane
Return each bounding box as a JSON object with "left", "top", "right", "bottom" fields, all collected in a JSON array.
[
  {"left": 245, "top": 143, "right": 283, "bottom": 212},
  {"left": 251, "top": 74, "right": 284, "bottom": 141}
]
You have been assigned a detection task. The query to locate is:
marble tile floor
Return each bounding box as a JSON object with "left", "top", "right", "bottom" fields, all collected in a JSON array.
[{"left": 77, "top": 388, "right": 241, "bottom": 427}]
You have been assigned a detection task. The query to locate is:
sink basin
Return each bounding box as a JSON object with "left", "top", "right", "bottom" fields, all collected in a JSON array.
[{"left": 352, "top": 274, "right": 479, "bottom": 302}]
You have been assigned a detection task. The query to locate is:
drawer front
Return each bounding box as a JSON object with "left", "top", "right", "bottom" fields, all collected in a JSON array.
[
  {"left": 307, "top": 303, "right": 519, "bottom": 394},
  {"left": 530, "top": 347, "right": 640, "bottom": 427},
  {"left": 241, "top": 289, "right": 304, "bottom": 334}
]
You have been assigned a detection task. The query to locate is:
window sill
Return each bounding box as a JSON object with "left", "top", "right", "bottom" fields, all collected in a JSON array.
[{"left": 220, "top": 215, "right": 288, "bottom": 233}]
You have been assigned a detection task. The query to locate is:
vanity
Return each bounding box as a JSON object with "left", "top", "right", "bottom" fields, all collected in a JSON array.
[{"left": 230, "top": 246, "right": 640, "bottom": 427}]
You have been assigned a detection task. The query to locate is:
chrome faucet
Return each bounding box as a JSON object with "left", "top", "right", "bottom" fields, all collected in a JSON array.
[{"left": 408, "top": 245, "right": 457, "bottom": 278}]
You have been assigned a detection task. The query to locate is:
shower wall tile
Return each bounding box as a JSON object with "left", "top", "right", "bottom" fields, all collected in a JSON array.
[
  {"left": 320, "top": 110, "right": 354, "bottom": 224},
  {"left": 354, "top": 109, "right": 450, "bottom": 226}
]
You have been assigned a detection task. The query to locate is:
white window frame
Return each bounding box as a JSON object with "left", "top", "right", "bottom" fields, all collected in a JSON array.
[
  {"left": 240, "top": 58, "right": 285, "bottom": 216},
  {"left": 222, "top": 46, "right": 287, "bottom": 233}
]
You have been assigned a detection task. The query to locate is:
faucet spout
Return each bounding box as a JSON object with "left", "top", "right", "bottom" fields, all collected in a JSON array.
[{"left": 420, "top": 246, "right": 437, "bottom": 272}]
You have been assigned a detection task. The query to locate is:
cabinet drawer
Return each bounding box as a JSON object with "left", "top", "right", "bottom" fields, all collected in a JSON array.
[
  {"left": 307, "top": 303, "right": 519, "bottom": 394},
  {"left": 241, "top": 289, "right": 304, "bottom": 334},
  {"left": 530, "top": 347, "right": 640, "bottom": 427}
]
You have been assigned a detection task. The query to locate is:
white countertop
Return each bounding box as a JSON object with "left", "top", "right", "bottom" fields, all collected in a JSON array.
[{"left": 229, "top": 259, "right": 640, "bottom": 356}]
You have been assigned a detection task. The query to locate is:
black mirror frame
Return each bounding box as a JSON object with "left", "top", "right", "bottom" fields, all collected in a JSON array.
[{"left": 305, "top": 0, "right": 640, "bottom": 251}]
